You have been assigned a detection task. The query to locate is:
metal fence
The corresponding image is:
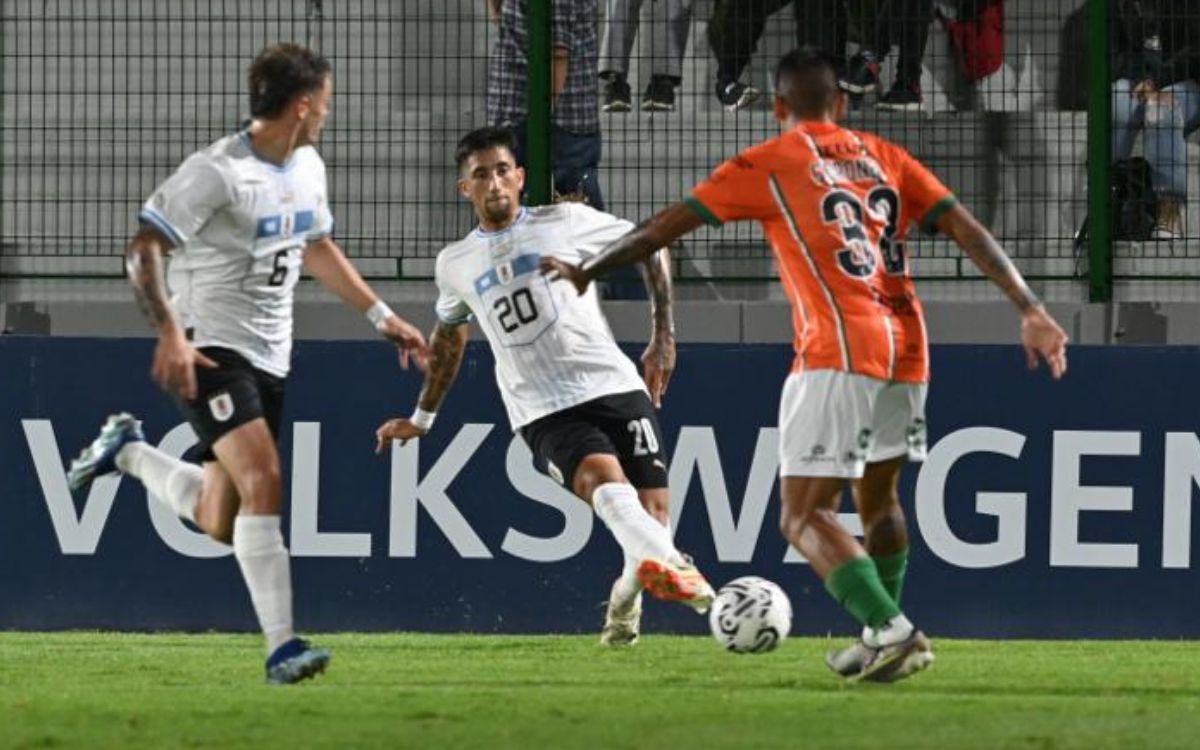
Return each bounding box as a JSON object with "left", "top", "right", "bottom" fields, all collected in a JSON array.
[{"left": 0, "top": 0, "right": 1196, "bottom": 297}]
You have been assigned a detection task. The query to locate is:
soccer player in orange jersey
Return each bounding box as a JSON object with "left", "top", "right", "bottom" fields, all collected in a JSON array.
[{"left": 542, "top": 47, "right": 1068, "bottom": 683}]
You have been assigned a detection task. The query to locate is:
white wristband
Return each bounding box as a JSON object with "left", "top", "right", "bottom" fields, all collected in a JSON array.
[
  {"left": 410, "top": 408, "right": 437, "bottom": 432},
  {"left": 366, "top": 300, "right": 396, "bottom": 331}
]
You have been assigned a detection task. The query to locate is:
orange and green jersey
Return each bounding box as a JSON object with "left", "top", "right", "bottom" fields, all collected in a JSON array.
[{"left": 686, "top": 121, "right": 956, "bottom": 383}]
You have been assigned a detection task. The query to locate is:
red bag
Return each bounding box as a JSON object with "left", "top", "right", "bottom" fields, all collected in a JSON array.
[{"left": 941, "top": 0, "right": 1005, "bottom": 83}]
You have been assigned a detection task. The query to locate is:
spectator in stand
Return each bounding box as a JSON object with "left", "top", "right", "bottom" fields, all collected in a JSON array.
[
  {"left": 706, "top": 0, "right": 848, "bottom": 111},
  {"left": 600, "top": 0, "right": 694, "bottom": 112},
  {"left": 487, "top": 0, "right": 605, "bottom": 210},
  {"left": 487, "top": 0, "right": 645, "bottom": 296},
  {"left": 843, "top": 0, "right": 935, "bottom": 110},
  {"left": 1112, "top": 0, "right": 1200, "bottom": 239}
]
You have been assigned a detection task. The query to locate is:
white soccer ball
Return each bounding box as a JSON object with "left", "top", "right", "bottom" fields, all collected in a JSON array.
[{"left": 708, "top": 576, "right": 792, "bottom": 654}]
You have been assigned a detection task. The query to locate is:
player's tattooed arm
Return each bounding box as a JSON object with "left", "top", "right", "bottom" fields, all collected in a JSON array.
[
  {"left": 641, "top": 247, "right": 675, "bottom": 340},
  {"left": 938, "top": 202, "right": 1069, "bottom": 379},
  {"left": 640, "top": 248, "right": 676, "bottom": 408},
  {"left": 125, "top": 225, "right": 216, "bottom": 399},
  {"left": 417, "top": 321, "right": 470, "bottom": 412},
  {"left": 125, "top": 225, "right": 180, "bottom": 334},
  {"left": 937, "top": 202, "right": 1040, "bottom": 312},
  {"left": 376, "top": 321, "right": 469, "bottom": 451},
  {"left": 543, "top": 203, "right": 705, "bottom": 295}
]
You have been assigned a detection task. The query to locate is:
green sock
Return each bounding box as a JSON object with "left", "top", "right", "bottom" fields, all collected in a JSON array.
[
  {"left": 873, "top": 549, "right": 909, "bottom": 606},
  {"left": 824, "top": 556, "right": 901, "bottom": 629}
]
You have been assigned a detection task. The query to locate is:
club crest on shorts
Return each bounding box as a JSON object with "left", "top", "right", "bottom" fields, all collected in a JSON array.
[
  {"left": 208, "top": 391, "right": 235, "bottom": 423},
  {"left": 496, "top": 261, "right": 514, "bottom": 285}
]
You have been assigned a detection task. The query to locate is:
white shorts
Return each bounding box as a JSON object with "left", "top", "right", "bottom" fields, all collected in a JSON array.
[{"left": 778, "top": 370, "right": 928, "bottom": 479}]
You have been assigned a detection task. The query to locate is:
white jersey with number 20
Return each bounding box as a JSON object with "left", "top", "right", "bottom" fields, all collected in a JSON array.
[
  {"left": 139, "top": 131, "right": 335, "bottom": 377},
  {"left": 435, "top": 203, "right": 648, "bottom": 429}
]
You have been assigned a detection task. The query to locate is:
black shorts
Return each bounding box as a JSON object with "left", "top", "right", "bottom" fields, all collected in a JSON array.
[
  {"left": 518, "top": 390, "right": 668, "bottom": 491},
  {"left": 177, "top": 347, "right": 286, "bottom": 462}
]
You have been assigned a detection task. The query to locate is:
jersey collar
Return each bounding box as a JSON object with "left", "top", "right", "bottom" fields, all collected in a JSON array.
[
  {"left": 796, "top": 120, "right": 839, "bottom": 136},
  {"left": 474, "top": 207, "right": 529, "bottom": 237},
  {"left": 238, "top": 130, "right": 298, "bottom": 173}
]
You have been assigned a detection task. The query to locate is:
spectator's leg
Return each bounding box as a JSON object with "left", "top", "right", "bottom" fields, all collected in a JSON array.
[
  {"left": 511, "top": 120, "right": 528, "bottom": 168},
  {"left": 845, "top": 0, "right": 883, "bottom": 52},
  {"left": 873, "top": 0, "right": 897, "bottom": 62},
  {"left": 708, "top": 0, "right": 778, "bottom": 83},
  {"left": 895, "top": 0, "right": 933, "bottom": 86},
  {"left": 552, "top": 125, "right": 605, "bottom": 211},
  {"left": 1174, "top": 80, "right": 1200, "bottom": 138},
  {"left": 649, "top": 0, "right": 691, "bottom": 81},
  {"left": 600, "top": 0, "right": 644, "bottom": 78},
  {"left": 794, "top": 0, "right": 847, "bottom": 59},
  {"left": 1111, "top": 78, "right": 1144, "bottom": 162},
  {"left": 1143, "top": 98, "right": 1185, "bottom": 199},
  {"left": 1148, "top": 81, "right": 1200, "bottom": 236},
  {"left": 981, "top": 110, "right": 1005, "bottom": 231}
]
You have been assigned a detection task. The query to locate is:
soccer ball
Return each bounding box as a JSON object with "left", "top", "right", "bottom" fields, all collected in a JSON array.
[{"left": 708, "top": 576, "right": 792, "bottom": 654}]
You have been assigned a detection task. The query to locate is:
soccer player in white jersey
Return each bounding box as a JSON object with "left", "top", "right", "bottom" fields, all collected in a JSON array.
[
  {"left": 374, "top": 127, "right": 715, "bottom": 644},
  {"left": 66, "top": 44, "right": 428, "bottom": 684}
]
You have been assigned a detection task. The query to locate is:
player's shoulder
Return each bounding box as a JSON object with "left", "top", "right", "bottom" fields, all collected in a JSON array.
[
  {"left": 731, "top": 134, "right": 786, "bottom": 167},
  {"left": 291, "top": 144, "right": 327, "bottom": 173},
  {"left": 533, "top": 201, "right": 630, "bottom": 231},
  {"left": 184, "top": 132, "right": 255, "bottom": 182},
  {"left": 163, "top": 135, "right": 240, "bottom": 192},
  {"left": 434, "top": 230, "right": 483, "bottom": 277},
  {"left": 855, "top": 129, "right": 915, "bottom": 165},
  {"left": 527, "top": 201, "right": 586, "bottom": 225}
]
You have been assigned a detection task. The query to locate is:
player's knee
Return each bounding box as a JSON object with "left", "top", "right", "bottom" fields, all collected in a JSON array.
[
  {"left": 233, "top": 466, "right": 283, "bottom": 513},
  {"left": 639, "top": 491, "right": 670, "bottom": 525},
  {"left": 779, "top": 505, "right": 837, "bottom": 541},
  {"left": 572, "top": 455, "right": 626, "bottom": 502},
  {"left": 859, "top": 489, "right": 902, "bottom": 526},
  {"left": 864, "top": 504, "right": 907, "bottom": 542}
]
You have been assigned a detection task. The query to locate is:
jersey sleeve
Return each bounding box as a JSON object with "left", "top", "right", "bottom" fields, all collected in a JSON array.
[
  {"left": 434, "top": 253, "right": 473, "bottom": 326},
  {"left": 565, "top": 203, "right": 635, "bottom": 260},
  {"left": 892, "top": 146, "right": 957, "bottom": 234},
  {"left": 685, "top": 147, "right": 776, "bottom": 226},
  {"left": 305, "top": 159, "right": 336, "bottom": 243},
  {"left": 139, "top": 154, "right": 231, "bottom": 248}
]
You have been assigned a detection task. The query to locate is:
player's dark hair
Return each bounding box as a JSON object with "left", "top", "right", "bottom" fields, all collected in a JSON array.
[
  {"left": 774, "top": 47, "right": 842, "bottom": 119},
  {"left": 247, "top": 43, "right": 331, "bottom": 119},
  {"left": 455, "top": 126, "right": 518, "bottom": 171}
]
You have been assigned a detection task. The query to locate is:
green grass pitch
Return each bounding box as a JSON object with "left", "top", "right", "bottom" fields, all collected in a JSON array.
[{"left": 1, "top": 632, "right": 1196, "bottom": 749}]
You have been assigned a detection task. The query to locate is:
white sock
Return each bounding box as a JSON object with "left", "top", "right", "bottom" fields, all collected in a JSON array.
[
  {"left": 232, "top": 515, "right": 295, "bottom": 655},
  {"left": 116, "top": 442, "right": 202, "bottom": 522},
  {"left": 610, "top": 553, "right": 642, "bottom": 606},
  {"left": 592, "top": 483, "right": 680, "bottom": 567},
  {"left": 863, "top": 614, "right": 915, "bottom": 648},
  {"left": 614, "top": 516, "right": 670, "bottom": 600}
]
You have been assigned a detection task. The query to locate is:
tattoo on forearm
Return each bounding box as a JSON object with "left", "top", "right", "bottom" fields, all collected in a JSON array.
[
  {"left": 641, "top": 250, "right": 675, "bottom": 338},
  {"left": 962, "top": 229, "right": 1040, "bottom": 312},
  {"left": 418, "top": 322, "right": 468, "bottom": 411},
  {"left": 126, "top": 242, "right": 176, "bottom": 332}
]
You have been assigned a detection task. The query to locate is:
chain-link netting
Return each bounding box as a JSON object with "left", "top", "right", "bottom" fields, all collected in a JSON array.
[{"left": 0, "top": 0, "right": 1195, "bottom": 291}]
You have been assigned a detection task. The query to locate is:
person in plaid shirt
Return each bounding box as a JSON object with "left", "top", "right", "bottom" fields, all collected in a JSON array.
[{"left": 487, "top": 0, "right": 605, "bottom": 209}]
